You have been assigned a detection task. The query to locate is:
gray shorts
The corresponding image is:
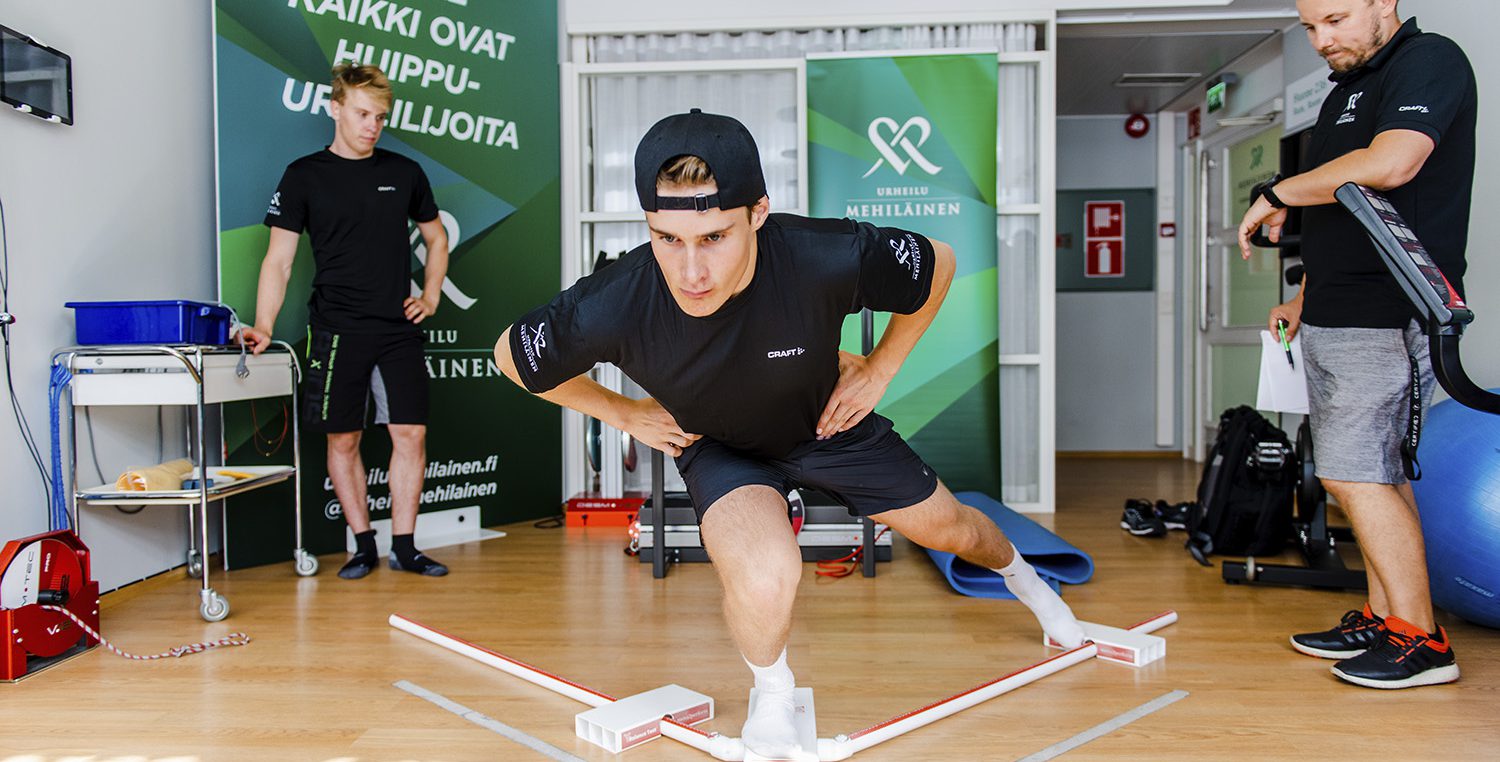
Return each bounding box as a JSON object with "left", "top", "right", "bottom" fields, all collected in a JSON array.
[{"left": 1301, "top": 320, "right": 1434, "bottom": 485}]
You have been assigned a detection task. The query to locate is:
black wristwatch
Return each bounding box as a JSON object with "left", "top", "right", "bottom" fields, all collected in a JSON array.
[{"left": 1259, "top": 173, "right": 1287, "bottom": 209}]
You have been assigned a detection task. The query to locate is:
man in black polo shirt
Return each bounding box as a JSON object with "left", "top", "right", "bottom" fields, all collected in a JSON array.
[
  {"left": 241, "top": 63, "right": 452, "bottom": 580},
  {"left": 495, "top": 110, "right": 1087, "bottom": 758},
  {"left": 1237, "top": 0, "right": 1475, "bottom": 688}
]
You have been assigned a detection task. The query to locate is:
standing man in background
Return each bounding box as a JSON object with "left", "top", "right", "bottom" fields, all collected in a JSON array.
[
  {"left": 1238, "top": 0, "right": 1475, "bottom": 688},
  {"left": 240, "top": 63, "right": 452, "bottom": 580}
]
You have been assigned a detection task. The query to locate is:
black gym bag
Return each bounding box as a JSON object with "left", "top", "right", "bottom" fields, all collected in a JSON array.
[{"left": 1187, "top": 406, "right": 1297, "bottom": 565}]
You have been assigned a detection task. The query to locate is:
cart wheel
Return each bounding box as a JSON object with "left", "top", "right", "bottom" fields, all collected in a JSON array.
[
  {"left": 187, "top": 557, "right": 204, "bottom": 579},
  {"left": 294, "top": 550, "right": 319, "bottom": 577},
  {"left": 200, "top": 593, "right": 230, "bottom": 622}
]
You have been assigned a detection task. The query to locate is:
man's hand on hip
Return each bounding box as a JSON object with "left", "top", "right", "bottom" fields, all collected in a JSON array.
[
  {"left": 816, "top": 351, "right": 893, "bottom": 440},
  {"left": 621, "top": 397, "right": 700, "bottom": 457},
  {"left": 404, "top": 294, "right": 438, "bottom": 324}
]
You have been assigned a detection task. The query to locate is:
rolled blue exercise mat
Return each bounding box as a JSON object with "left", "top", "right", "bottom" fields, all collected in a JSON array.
[{"left": 922, "top": 492, "right": 1095, "bottom": 598}]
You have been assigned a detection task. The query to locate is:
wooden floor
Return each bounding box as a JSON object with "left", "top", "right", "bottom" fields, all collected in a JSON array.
[{"left": 5, "top": 458, "right": 1495, "bottom": 761}]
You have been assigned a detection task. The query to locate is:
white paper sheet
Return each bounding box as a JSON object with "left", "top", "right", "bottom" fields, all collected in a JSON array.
[{"left": 1256, "top": 329, "right": 1309, "bottom": 414}]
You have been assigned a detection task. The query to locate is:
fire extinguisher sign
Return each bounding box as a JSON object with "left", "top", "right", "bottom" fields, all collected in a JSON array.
[{"left": 1084, "top": 201, "right": 1125, "bottom": 278}]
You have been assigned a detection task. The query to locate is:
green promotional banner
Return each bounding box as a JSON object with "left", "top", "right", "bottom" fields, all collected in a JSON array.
[
  {"left": 807, "top": 53, "right": 1000, "bottom": 494},
  {"left": 214, "top": 0, "right": 559, "bottom": 566}
]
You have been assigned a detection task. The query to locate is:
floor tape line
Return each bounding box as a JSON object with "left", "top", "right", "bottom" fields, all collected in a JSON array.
[
  {"left": 1014, "top": 689, "right": 1190, "bottom": 761},
  {"left": 394, "top": 679, "right": 588, "bottom": 762}
]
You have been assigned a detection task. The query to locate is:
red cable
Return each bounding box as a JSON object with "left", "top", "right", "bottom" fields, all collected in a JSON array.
[
  {"left": 816, "top": 527, "right": 889, "bottom": 578},
  {"left": 249, "top": 399, "right": 290, "bottom": 457}
]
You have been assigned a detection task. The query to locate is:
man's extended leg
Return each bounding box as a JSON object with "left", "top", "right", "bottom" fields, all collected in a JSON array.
[
  {"left": 872, "top": 482, "right": 1087, "bottom": 648},
  {"left": 701, "top": 485, "right": 804, "bottom": 758},
  {"left": 387, "top": 423, "right": 446, "bottom": 575},
  {"left": 327, "top": 431, "right": 379, "bottom": 579}
]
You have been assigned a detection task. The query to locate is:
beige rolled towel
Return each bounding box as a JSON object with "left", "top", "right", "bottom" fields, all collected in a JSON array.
[{"left": 116, "top": 458, "right": 194, "bottom": 491}]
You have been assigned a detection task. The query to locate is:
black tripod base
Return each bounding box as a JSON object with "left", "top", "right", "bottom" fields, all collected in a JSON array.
[{"left": 1222, "top": 557, "right": 1367, "bottom": 590}]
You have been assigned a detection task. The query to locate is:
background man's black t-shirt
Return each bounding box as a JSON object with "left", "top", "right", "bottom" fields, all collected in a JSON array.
[
  {"left": 1300, "top": 18, "right": 1477, "bottom": 329},
  {"left": 508, "top": 214, "right": 935, "bottom": 459},
  {"left": 264, "top": 147, "right": 439, "bottom": 334}
]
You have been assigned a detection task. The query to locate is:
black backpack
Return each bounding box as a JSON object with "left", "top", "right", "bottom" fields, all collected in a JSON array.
[{"left": 1187, "top": 406, "right": 1297, "bottom": 564}]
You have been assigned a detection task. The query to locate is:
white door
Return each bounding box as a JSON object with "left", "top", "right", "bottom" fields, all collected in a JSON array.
[{"left": 1189, "top": 121, "right": 1285, "bottom": 459}]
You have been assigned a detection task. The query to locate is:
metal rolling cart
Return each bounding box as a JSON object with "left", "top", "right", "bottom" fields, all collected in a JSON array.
[{"left": 52, "top": 341, "right": 315, "bottom": 622}]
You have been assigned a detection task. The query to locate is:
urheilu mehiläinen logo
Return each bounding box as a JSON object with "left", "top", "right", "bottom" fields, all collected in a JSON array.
[{"left": 863, "top": 116, "right": 943, "bottom": 179}]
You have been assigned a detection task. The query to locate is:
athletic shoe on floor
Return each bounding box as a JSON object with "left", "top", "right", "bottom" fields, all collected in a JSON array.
[
  {"left": 389, "top": 551, "right": 449, "bottom": 576},
  {"left": 337, "top": 551, "right": 379, "bottom": 580},
  {"left": 1291, "top": 604, "right": 1386, "bottom": 659},
  {"left": 1157, "top": 500, "right": 1193, "bottom": 531},
  {"left": 1330, "top": 616, "right": 1459, "bottom": 689},
  {"left": 1120, "top": 498, "right": 1167, "bottom": 537}
]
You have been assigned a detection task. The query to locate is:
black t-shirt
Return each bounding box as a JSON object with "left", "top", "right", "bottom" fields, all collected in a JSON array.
[
  {"left": 508, "top": 214, "right": 935, "bottom": 459},
  {"left": 1300, "top": 18, "right": 1477, "bottom": 329},
  {"left": 264, "top": 147, "right": 440, "bottom": 333}
]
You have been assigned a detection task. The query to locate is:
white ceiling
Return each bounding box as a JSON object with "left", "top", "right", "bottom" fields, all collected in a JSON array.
[{"left": 1057, "top": 0, "right": 1300, "bottom": 115}]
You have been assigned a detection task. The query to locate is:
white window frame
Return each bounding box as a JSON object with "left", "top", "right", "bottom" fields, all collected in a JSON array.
[{"left": 561, "top": 12, "right": 1057, "bottom": 512}]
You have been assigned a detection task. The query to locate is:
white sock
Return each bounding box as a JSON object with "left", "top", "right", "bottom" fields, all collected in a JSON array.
[
  {"left": 741, "top": 650, "right": 800, "bottom": 757},
  {"left": 993, "top": 545, "right": 1087, "bottom": 649}
]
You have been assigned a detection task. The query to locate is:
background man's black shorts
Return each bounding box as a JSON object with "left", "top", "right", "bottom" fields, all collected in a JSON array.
[
  {"left": 301, "top": 328, "right": 428, "bottom": 433},
  {"left": 673, "top": 413, "right": 939, "bottom": 523}
]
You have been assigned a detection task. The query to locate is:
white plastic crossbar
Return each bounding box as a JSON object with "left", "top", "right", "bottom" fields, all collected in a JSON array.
[
  {"left": 390, "top": 610, "right": 1178, "bottom": 761},
  {"left": 1045, "top": 621, "right": 1167, "bottom": 667},
  {"left": 576, "top": 684, "right": 714, "bottom": 752}
]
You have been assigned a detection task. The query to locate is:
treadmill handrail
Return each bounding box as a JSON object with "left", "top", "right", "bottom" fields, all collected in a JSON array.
[{"left": 1335, "top": 182, "right": 1500, "bottom": 414}]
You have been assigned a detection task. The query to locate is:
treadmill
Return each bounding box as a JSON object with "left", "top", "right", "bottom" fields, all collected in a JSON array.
[{"left": 1224, "top": 183, "right": 1500, "bottom": 588}]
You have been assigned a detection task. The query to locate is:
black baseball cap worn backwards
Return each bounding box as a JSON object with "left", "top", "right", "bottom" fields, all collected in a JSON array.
[{"left": 634, "top": 108, "right": 768, "bottom": 213}]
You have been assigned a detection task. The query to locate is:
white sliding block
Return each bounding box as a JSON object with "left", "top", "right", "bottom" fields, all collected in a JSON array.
[
  {"left": 743, "top": 687, "right": 818, "bottom": 762},
  {"left": 1046, "top": 621, "right": 1167, "bottom": 667},
  {"left": 575, "top": 684, "right": 713, "bottom": 753}
]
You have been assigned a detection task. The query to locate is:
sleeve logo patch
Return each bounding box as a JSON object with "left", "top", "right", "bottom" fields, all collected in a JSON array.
[
  {"left": 266, "top": 191, "right": 282, "bottom": 216},
  {"left": 889, "top": 233, "right": 923, "bottom": 281},
  {"left": 521, "top": 322, "right": 547, "bottom": 372},
  {"left": 1398, "top": 105, "right": 1431, "bottom": 113}
]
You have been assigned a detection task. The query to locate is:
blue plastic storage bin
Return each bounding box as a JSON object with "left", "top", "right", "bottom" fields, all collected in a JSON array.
[{"left": 65, "top": 300, "right": 233, "bottom": 345}]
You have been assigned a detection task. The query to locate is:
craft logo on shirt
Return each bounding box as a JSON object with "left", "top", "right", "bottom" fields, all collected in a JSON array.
[
  {"left": 862, "top": 116, "right": 943, "bottom": 178},
  {"left": 889, "top": 233, "right": 923, "bottom": 281},
  {"left": 521, "top": 322, "right": 546, "bottom": 372},
  {"left": 767, "top": 346, "right": 805, "bottom": 359},
  {"left": 377, "top": 185, "right": 397, "bottom": 192},
  {"left": 266, "top": 191, "right": 282, "bottom": 216},
  {"left": 1336, "top": 91, "right": 1364, "bottom": 125},
  {"left": 1398, "top": 105, "right": 1431, "bottom": 113}
]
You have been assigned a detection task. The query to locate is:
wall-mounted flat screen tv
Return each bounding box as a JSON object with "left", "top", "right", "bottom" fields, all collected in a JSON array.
[{"left": 1, "top": 24, "right": 72, "bottom": 125}]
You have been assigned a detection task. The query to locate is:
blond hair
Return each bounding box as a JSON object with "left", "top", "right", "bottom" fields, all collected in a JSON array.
[
  {"left": 655, "top": 154, "right": 715, "bottom": 189},
  {"left": 330, "top": 62, "right": 392, "bottom": 108},
  {"left": 655, "top": 155, "right": 758, "bottom": 217}
]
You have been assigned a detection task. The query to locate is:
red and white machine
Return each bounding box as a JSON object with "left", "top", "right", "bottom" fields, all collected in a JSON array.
[{"left": 1, "top": 530, "right": 100, "bottom": 681}]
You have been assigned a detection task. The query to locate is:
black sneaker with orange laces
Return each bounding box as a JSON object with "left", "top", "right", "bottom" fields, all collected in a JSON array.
[
  {"left": 1290, "top": 604, "right": 1386, "bottom": 659},
  {"left": 1331, "top": 615, "right": 1459, "bottom": 689}
]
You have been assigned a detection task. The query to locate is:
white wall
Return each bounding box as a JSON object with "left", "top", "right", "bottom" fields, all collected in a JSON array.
[
  {"left": 0, "top": 1, "right": 217, "bottom": 590},
  {"left": 1056, "top": 115, "right": 1174, "bottom": 451},
  {"left": 565, "top": 0, "right": 1226, "bottom": 31},
  {"left": 1401, "top": 0, "right": 1500, "bottom": 393}
]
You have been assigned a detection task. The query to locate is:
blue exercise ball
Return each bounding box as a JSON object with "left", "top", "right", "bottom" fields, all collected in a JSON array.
[{"left": 1412, "top": 390, "right": 1500, "bottom": 629}]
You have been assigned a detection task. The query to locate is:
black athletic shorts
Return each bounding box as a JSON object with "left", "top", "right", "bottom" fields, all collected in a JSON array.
[
  {"left": 674, "top": 413, "right": 939, "bottom": 523},
  {"left": 301, "top": 328, "right": 428, "bottom": 433}
]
